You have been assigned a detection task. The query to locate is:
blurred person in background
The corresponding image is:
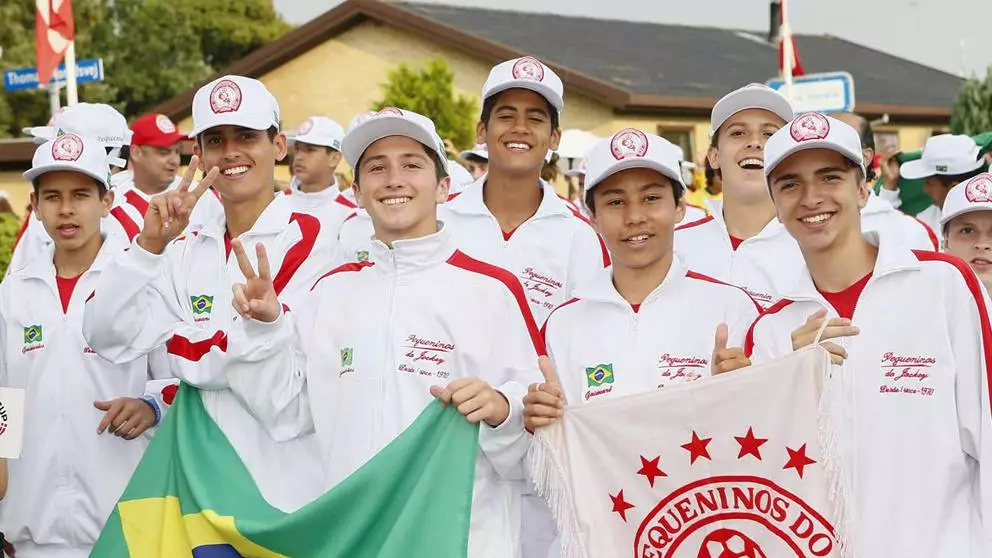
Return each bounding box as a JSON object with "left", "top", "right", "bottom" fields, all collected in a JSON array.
[{"left": 460, "top": 142, "right": 489, "bottom": 179}]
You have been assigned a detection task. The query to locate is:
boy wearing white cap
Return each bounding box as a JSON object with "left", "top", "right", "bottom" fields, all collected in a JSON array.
[
  {"left": 283, "top": 116, "right": 350, "bottom": 208},
  {"left": 881, "top": 134, "right": 989, "bottom": 240},
  {"left": 942, "top": 172, "right": 992, "bottom": 293},
  {"left": 225, "top": 107, "right": 544, "bottom": 558},
  {"left": 674, "top": 83, "right": 801, "bottom": 307},
  {"left": 461, "top": 142, "right": 489, "bottom": 179},
  {"left": 441, "top": 57, "right": 609, "bottom": 328},
  {"left": 523, "top": 128, "right": 757, "bottom": 423},
  {"left": 82, "top": 75, "right": 339, "bottom": 511},
  {"left": 0, "top": 134, "right": 174, "bottom": 557},
  {"left": 746, "top": 113, "right": 992, "bottom": 557}
]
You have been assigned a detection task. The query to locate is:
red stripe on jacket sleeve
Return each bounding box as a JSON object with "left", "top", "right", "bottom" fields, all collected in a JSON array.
[
  {"left": 566, "top": 206, "right": 611, "bottom": 267},
  {"left": 271, "top": 213, "right": 321, "bottom": 295},
  {"left": 913, "top": 250, "right": 992, "bottom": 416},
  {"left": 12, "top": 208, "right": 32, "bottom": 252},
  {"left": 446, "top": 250, "right": 547, "bottom": 356},
  {"left": 540, "top": 297, "right": 581, "bottom": 341},
  {"left": 686, "top": 270, "right": 764, "bottom": 314},
  {"left": 166, "top": 330, "right": 227, "bottom": 361},
  {"left": 124, "top": 189, "right": 150, "bottom": 217},
  {"left": 109, "top": 206, "right": 141, "bottom": 241},
  {"left": 913, "top": 217, "right": 940, "bottom": 250},
  {"left": 311, "top": 261, "right": 374, "bottom": 291},
  {"left": 334, "top": 194, "right": 357, "bottom": 209},
  {"left": 743, "top": 299, "right": 795, "bottom": 358},
  {"left": 675, "top": 215, "right": 715, "bottom": 232}
]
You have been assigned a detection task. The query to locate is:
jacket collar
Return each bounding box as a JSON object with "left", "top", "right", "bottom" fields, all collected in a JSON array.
[
  {"left": 704, "top": 199, "right": 790, "bottom": 242},
  {"left": 574, "top": 256, "right": 690, "bottom": 310},
  {"left": 860, "top": 190, "right": 895, "bottom": 216},
  {"left": 779, "top": 229, "right": 921, "bottom": 302},
  {"left": 193, "top": 192, "right": 288, "bottom": 239},
  {"left": 369, "top": 223, "right": 457, "bottom": 275},
  {"left": 22, "top": 233, "right": 119, "bottom": 285},
  {"left": 447, "top": 175, "right": 573, "bottom": 219}
]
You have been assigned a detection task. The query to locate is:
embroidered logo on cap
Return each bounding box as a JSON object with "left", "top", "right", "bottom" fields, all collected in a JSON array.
[
  {"left": 789, "top": 112, "right": 830, "bottom": 142},
  {"left": 155, "top": 114, "right": 176, "bottom": 134},
  {"left": 965, "top": 174, "right": 992, "bottom": 203},
  {"left": 511, "top": 57, "right": 545, "bottom": 82},
  {"left": 209, "top": 79, "right": 243, "bottom": 114},
  {"left": 373, "top": 107, "right": 403, "bottom": 118},
  {"left": 51, "top": 134, "right": 84, "bottom": 161},
  {"left": 610, "top": 129, "right": 649, "bottom": 160},
  {"left": 298, "top": 118, "right": 314, "bottom": 135}
]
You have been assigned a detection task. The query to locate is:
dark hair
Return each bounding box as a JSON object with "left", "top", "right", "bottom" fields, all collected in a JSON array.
[
  {"left": 463, "top": 153, "right": 488, "bottom": 165},
  {"left": 705, "top": 132, "right": 721, "bottom": 188},
  {"left": 480, "top": 90, "right": 560, "bottom": 131},
  {"left": 840, "top": 112, "right": 877, "bottom": 182},
  {"left": 353, "top": 143, "right": 449, "bottom": 183},
  {"left": 584, "top": 175, "right": 684, "bottom": 217},
  {"left": 116, "top": 145, "right": 130, "bottom": 163},
  {"left": 541, "top": 152, "right": 561, "bottom": 182},
  {"left": 936, "top": 161, "right": 989, "bottom": 188},
  {"left": 32, "top": 175, "right": 108, "bottom": 198}
]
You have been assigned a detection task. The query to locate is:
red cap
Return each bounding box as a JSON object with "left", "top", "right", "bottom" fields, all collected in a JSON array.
[{"left": 130, "top": 113, "right": 184, "bottom": 147}]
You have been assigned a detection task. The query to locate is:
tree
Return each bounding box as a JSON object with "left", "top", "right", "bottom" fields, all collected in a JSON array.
[
  {"left": 374, "top": 58, "right": 478, "bottom": 150},
  {"left": 950, "top": 67, "right": 992, "bottom": 136}
]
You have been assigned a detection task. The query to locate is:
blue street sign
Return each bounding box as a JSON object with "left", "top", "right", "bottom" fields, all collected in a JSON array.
[
  {"left": 766, "top": 71, "right": 856, "bottom": 113},
  {"left": 3, "top": 58, "right": 104, "bottom": 92}
]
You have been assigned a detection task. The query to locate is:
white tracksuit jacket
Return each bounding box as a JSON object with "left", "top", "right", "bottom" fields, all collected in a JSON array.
[
  {"left": 745, "top": 231, "right": 992, "bottom": 557},
  {"left": 543, "top": 257, "right": 761, "bottom": 406},
  {"left": 0, "top": 242, "right": 173, "bottom": 557},
  {"left": 440, "top": 177, "right": 610, "bottom": 327},
  {"left": 861, "top": 191, "right": 939, "bottom": 250},
  {"left": 81, "top": 194, "right": 341, "bottom": 511},
  {"left": 879, "top": 187, "right": 943, "bottom": 244},
  {"left": 225, "top": 225, "right": 544, "bottom": 558}
]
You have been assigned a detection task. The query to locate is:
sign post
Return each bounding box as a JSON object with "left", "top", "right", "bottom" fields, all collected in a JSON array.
[
  {"left": 766, "top": 71, "right": 856, "bottom": 113},
  {"left": 3, "top": 58, "right": 103, "bottom": 117}
]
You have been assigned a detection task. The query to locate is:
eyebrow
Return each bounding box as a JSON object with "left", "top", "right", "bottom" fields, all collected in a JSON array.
[
  {"left": 494, "top": 104, "right": 549, "bottom": 118},
  {"left": 598, "top": 183, "right": 668, "bottom": 196},
  {"left": 361, "top": 152, "right": 430, "bottom": 166}
]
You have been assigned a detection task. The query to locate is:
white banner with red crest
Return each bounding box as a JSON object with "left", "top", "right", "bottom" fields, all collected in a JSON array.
[{"left": 529, "top": 346, "right": 849, "bottom": 558}]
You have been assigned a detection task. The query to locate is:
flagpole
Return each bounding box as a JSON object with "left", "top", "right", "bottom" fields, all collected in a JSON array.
[
  {"left": 781, "top": 0, "right": 794, "bottom": 102},
  {"left": 64, "top": 40, "right": 78, "bottom": 106}
]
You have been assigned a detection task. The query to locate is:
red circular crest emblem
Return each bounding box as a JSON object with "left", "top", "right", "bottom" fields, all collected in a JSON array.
[
  {"left": 209, "top": 79, "right": 243, "bottom": 114},
  {"left": 298, "top": 118, "right": 314, "bottom": 135},
  {"left": 965, "top": 174, "right": 992, "bottom": 203},
  {"left": 512, "top": 57, "right": 545, "bottom": 82},
  {"left": 51, "top": 134, "right": 84, "bottom": 161},
  {"left": 610, "top": 128, "right": 650, "bottom": 160},
  {"left": 155, "top": 114, "right": 176, "bottom": 134},
  {"left": 789, "top": 113, "right": 831, "bottom": 143}
]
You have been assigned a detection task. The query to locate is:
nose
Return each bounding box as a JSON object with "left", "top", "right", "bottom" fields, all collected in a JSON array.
[
  {"left": 58, "top": 196, "right": 75, "bottom": 216},
  {"left": 798, "top": 183, "right": 824, "bottom": 208},
  {"left": 624, "top": 201, "right": 648, "bottom": 225},
  {"left": 745, "top": 132, "right": 765, "bottom": 151}
]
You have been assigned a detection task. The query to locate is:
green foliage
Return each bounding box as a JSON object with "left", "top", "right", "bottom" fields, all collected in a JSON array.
[
  {"left": 374, "top": 59, "right": 478, "bottom": 150},
  {"left": 0, "top": 213, "right": 23, "bottom": 278},
  {"left": 0, "top": 0, "right": 291, "bottom": 136},
  {"left": 950, "top": 67, "right": 992, "bottom": 136}
]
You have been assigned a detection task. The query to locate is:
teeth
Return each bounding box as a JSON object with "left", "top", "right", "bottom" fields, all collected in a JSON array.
[
  {"left": 506, "top": 142, "right": 531, "bottom": 151},
  {"left": 222, "top": 165, "right": 249, "bottom": 176},
  {"left": 801, "top": 213, "right": 831, "bottom": 224},
  {"left": 738, "top": 158, "right": 764, "bottom": 168},
  {"left": 626, "top": 234, "right": 649, "bottom": 242},
  {"left": 381, "top": 197, "right": 411, "bottom": 206}
]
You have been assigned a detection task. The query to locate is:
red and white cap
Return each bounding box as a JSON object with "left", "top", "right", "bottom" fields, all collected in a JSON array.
[
  {"left": 711, "top": 83, "right": 794, "bottom": 135},
  {"left": 291, "top": 116, "right": 344, "bottom": 151},
  {"left": 23, "top": 133, "right": 111, "bottom": 189},
  {"left": 23, "top": 103, "right": 131, "bottom": 167},
  {"left": 341, "top": 108, "right": 449, "bottom": 173},
  {"left": 482, "top": 56, "right": 564, "bottom": 111},
  {"left": 564, "top": 155, "right": 589, "bottom": 178},
  {"left": 189, "top": 75, "right": 280, "bottom": 137},
  {"left": 940, "top": 172, "right": 992, "bottom": 227},
  {"left": 899, "top": 134, "right": 985, "bottom": 180},
  {"left": 583, "top": 128, "right": 685, "bottom": 193},
  {"left": 130, "top": 113, "right": 185, "bottom": 147},
  {"left": 764, "top": 112, "right": 865, "bottom": 182},
  {"left": 460, "top": 143, "right": 489, "bottom": 161}
]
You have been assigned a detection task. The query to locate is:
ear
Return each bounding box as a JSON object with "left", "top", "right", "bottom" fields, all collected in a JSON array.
[
  {"left": 328, "top": 150, "right": 342, "bottom": 170},
  {"left": 193, "top": 142, "right": 202, "bottom": 160},
  {"left": 352, "top": 182, "right": 364, "bottom": 210},
  {"left": 29, "top": 192, "right": 39, "bottom": 219},
  {"left": 435, "top": 176, "right": 452, "bottom": 204},
  {"left": 674, "top": 195, "right": 687, "bottom": 225},
  {"left": 862, "top": 147, "right": 874, "bottom": 171},
  {"left": 706, "top": 145, "right": 720, "bottom": 171},
  {"left": 130, "top": 146, "right": 142, "bottom": 163},
  {"left": 475, "top": 121, "right": 487, "bottom": 145},
  {"left": 549, "top": 127, "right": 562, "bottom": 151},
  {"left": 102, "top": 189, "right": 116, "bottom": 217},
  {"left": 273, "top": 133, "right": 289, "bottom": 162},
  {"left": 856, "top": 177, "right": 870, "bottom": 210}
]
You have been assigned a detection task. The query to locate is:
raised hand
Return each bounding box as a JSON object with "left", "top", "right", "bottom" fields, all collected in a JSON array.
[
  {"left": 231, "top": 239, "right": 281, "bottom": 323},
  {"left": 94, "top": 398, "right": 157, "bottom": 440},
  {"left": 790, "top": 308, "right": 859, "bottom": 365},
  {"left": 430, "top": 378, "right": 510, "bottom": 427},
  {"left": 523, "top": 356, "right": 565, "bottom": 432},
  {"left": 711, "top": 323, "right": 751, "bottom": 374},
  {"left": 137, "top": 156, "right": 220, "bottom": 254}
]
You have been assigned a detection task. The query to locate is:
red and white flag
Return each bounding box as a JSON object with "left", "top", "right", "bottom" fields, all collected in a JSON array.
[
  {"left": 35, "top": 0, "right": 75, "bottom": 86},
  {"left": 529, "top": 347, "right": 849, "bottom": 557}
]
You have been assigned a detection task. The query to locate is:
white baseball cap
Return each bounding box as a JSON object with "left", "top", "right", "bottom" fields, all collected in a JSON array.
[
  {"left": 899, "top": 134, "right": 985, "bottom": 180},
  {"left": 23, "top": 103, "right": 132, "bottom": 167},
  {"left": 23, "top": 133, "right": 111, "bottom": 189},
  {"left": 290, "top": 116, "right": 344, "bottom": 151},
  {"left": 764, "top": 112, "right": 865, "bottom": 183},
  {"left": 448, "top": 159, "right": 475, "bottom": 187},
  {"left": 584, "top": 128, "right": 686, "bottom": 193},
  {"left": 565, "top": 155, "right": 589, "bottom": 178},
  {"left": 341, "top": 107, "right": 449, "bottom": 173},
  {"left": 460, "top": 143, "right": 488, "bottom": 161},
  {"left": 711, "top": 83, "right": 794, "bottom": 135},
  {"left": 939, "top": 172, "right": 992, "bottom": 227},
  {"left": 482, "top": 57, "right": 564, "bottom": 111},
  {"left": 189, "top": 75, "right": 280, "bottom": 137}
]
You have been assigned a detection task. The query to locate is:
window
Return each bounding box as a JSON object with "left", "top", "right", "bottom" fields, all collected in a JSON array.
[
  {"left": 658, "top": 127, "right": 694, "bottom": 160},
  {"left": 874, "top": 132, "right": 899, "bottom": 153}
]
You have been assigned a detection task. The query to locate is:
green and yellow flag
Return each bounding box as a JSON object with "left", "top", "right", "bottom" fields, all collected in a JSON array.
[{"left": 93, "top": 385, "right": 478, "bottom": 557}]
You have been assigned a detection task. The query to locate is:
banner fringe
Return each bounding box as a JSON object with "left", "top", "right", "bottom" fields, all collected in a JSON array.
[
  {"left": 816, "top": 347, "right": 856, "bottom": 558},
  {"left": 527, "top": 423, "right": 586, "bottom": 558}
]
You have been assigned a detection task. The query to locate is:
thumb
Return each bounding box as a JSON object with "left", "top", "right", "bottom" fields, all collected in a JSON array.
[
  {"left": 713, "top": 323, "right": 729, "bottom": 355},
  {"left": 93, "top": 400, "right": 112, "bottom": 410},
  {"left": 538, "top": 355, "right": 560, "bottom": 385}
]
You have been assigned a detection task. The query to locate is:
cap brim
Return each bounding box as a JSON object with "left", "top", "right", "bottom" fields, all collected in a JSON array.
[
  {"left": 941, "top": 205, "right": 992, "bottom": 227},
  {"left": 898, "top": 160, "right": 934, "bottom": 180},
  {"left": 341, "top": 116, "right": 447, "bottom": 172},
  {"left": 765, "top": 141, "right": 865, "bottom": 182},
  {"left": 484, "top": 81, "right": 564, "bottom": 111},
  {"left": 188, "top": 113, "right": 275, "bottom": 138},
  {"left": 135, "top": 132, "right": 186, "bottom": 148},
  {"left": 712, "top": 89, "right": 793, "bottom": 133},
  {"left": 23, "top": 164, "right": 109, "bottom": 189},
  {"left": 289, "top": 134, "right": 341, "bottom": 150},
  {"left": 460, "top": 149, "right": 488, "bottom": 160},
  {"left": 585, "top": 159, "right": 684, "bottom": 193},
  {"left": 564, "top": 168, "right": 585, "bottom": 178}
]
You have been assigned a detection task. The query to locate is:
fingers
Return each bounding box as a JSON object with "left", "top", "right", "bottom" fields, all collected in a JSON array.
[
  {"left": 712, "top": 348, "right": 751, "bottom": 374},
  {"left": 95, "top": 400, "right": 121, "bottom": 434},
  {"left": 255, "top": 243, "right": 272, "bottom": 281},
  {"left": 232, "top": 283, "right": 251, "bottom": 317},
  {"left": 150, "top": 195, "right": 177, "bottom": 231},
  {"left": 189, "top": 166, "right": 220, "bottom": 202},
  {"left": 713, "top": 323, "right": 729, "bottom": 354},
  {"left": 538, "top": 355, "right": 560, "bottom": 385},
  {"left": 820, "top": 341, "right": 849, "bottom": 364},
  {"left": 818, "top": 323, "right": 860, "bottom": 342},
  {"left": 176, "top": 156, "right": 199, "bottom": 194},
  {"left": 231, "top": 239, "right": 257, "bottom": 280},
  {"left": 429, "top": 385, "right": 450, "bottom": 406},
  {"left": 804, "top": 308, "right": 828, "bottom": 326}
]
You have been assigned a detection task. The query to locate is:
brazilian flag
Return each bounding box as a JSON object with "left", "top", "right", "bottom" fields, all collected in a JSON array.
[
  {"left": 190, "top": 295, "right": 213, "bottom": 315},
  {"left": 93, "top": 385, "right": 478, "bottom": 557}
]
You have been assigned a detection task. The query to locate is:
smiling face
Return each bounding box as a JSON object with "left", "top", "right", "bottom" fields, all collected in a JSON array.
[
  {"left": 708, "top": 109, "right": 786, "bottom": 203},
  {"left": 353, "top": 135, "right": 450, "bottom": 246},
  {"left": 478, "top": 89, "right": 561, "bottom": 179},
  {"left": 31, "top": 171, "right": 113, "bottom": 253},
  {"left": 590, "top": 168, "right": 685, "bottom": 271},
  {"left": 768, "top": 148, "right": 869, "bottom": 255},
  {"left": 131, "top": 144, "right": 181, "bottom": 191},
  {"left": 194, "top": 126, "right": 287, "bottom": 203},
  {"left": 945, "top": 211, "right": 992, "bottom": 288}
]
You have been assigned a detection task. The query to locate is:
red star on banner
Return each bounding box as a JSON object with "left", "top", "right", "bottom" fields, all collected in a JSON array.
[
  {"left": 681, "top": 431, "right": 712, "bottom": 464},
  {"left": 610, "top": 489, "right": 635, "bottom": 522},
  {"left": 735, "top": 426, "right": 768, "bottom": 460},
  {"left": 784, "top": 443, "right": 817, "bottom": 478},
  {"left": 636, "top": 455, "right": 667, "bottom": 487}
]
